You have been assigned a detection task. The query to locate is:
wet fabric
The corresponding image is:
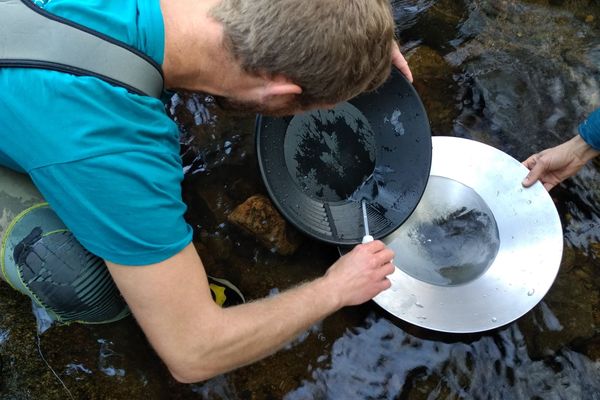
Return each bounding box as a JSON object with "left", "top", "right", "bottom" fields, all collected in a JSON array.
[
  {"left": 0, "top": 0, "right": 193, "bottom": 265},
  {"left": 579, "top": 108, "right": 600, "bottom": 151},
  {"left": 0, "top": 168, "right": 129, "bottom": 323}
]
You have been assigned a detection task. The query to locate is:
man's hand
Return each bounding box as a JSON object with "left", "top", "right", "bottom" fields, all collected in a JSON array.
[
  {"left": 392, "top": 41, "right": 413, "bottom": 83},
  {"left": 522, "top": 134, "right": 600, "bottom": 191},
  {"left": 324, "top": 240, "right": 395, "bottom": 306}
]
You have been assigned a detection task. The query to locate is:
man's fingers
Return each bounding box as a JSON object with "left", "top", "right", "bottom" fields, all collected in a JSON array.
[
  {"left": 395, "top": 57, "right": 413, "bottom": 83},
  {"left": 382, "top": 260, "right": 396, "bottom": 275},
  {"left": 379, "top": 278, "right": 392, "bottom": 291},
  {"left": 359, "top": 239, "right": 386, "bottom": 252},
  {"left": 372, "top": 249, "right": 395, "bottom": 269},
  {"left": 391, "top": 42, "right": 413, "bottom": 83},
  {"left": 355, "top": 241, "right": 395, "bottom": 268}
]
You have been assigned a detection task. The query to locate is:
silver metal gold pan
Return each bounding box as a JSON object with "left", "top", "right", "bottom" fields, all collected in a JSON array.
[{"left": 375, "top": 136, "right": 563, "bottom": 333}]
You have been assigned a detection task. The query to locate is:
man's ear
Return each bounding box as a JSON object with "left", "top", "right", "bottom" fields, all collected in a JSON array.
[{"left": 263, "top": 75, "right": 302, "bottom": 98}]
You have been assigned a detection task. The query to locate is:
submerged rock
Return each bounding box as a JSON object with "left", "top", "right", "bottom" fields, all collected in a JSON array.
[
  {"left": 408, "top": 45, "right": 460, "bottom": 135},
  {"left": 227, "top": 195, "right": 302, "bottom": 256},
  {"left": 518, "top": 245, "right": 600, "bottom": 359}
]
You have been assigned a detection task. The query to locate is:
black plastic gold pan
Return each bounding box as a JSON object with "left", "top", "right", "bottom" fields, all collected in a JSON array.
[{"left": 255, "top": 69, "right": 432, "bottom": 245}]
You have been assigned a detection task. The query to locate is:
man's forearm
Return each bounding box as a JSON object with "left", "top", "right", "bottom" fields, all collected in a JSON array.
[
  {"left": 174, "top": 276, "right": 340, "bottom": 382},
  {"left": 108, "top": 242, "right": 393, "bottom": 384}
]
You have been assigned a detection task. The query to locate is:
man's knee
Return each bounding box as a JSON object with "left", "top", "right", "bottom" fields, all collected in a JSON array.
[{"left": 1, "top": 202, "right": 128, "bottom": 324}]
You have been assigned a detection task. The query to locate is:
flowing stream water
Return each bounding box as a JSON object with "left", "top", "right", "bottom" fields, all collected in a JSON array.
[{"left": 1, "top": 1, "right": 599, "bottom": 399}]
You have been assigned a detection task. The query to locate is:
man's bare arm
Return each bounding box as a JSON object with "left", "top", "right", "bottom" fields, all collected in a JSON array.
[{"left": 105, "top": 241, "right": 394, "bottom": 383}]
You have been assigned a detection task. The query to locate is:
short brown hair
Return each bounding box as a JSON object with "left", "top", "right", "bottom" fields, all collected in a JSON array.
[{"left": 210, "top": 0, "right": 395, "bottom": 106}]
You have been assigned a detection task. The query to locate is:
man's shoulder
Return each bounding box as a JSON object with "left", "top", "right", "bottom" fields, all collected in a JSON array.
[
  {"left": 35, "top": 0, "right": 165, "bottom": 64},
  {"left": 0, "top": 67, "right": 177, "bottom": 172}
]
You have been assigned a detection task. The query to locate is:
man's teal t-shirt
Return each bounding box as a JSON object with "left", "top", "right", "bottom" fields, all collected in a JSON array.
[{"left": 0, "top": 0, "right": 193, "bottom": 265}]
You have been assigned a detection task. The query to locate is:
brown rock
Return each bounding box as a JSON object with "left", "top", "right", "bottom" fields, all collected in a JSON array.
[{"left": 227, "top": 195, "right": 302, "bottom": 255}]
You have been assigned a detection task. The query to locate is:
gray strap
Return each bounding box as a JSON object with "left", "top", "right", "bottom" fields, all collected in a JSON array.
[{"left": 0, "top": 0, "right": 164, "bottom": 98}]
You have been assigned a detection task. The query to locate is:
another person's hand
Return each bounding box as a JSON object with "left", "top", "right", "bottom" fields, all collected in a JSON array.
[
  {"left": 324, "top": 240, "right": 395, "bottom": 306},
  {"left": 392, "top": 41, "right": 413, "bottom": 83},
  {"left": 522, "top": 134, "right": 600, "bottom": 191}
]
